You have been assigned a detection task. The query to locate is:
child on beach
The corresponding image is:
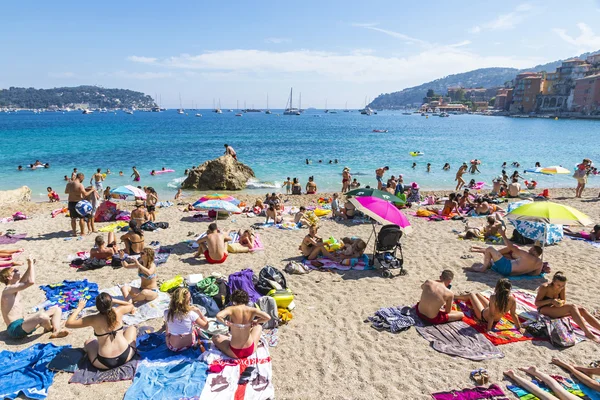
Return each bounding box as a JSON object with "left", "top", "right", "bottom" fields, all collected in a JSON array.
[
  {"left": 47, "top": 187, "right": 59, "bottom": 202},
  {"left": 164, "top": 287, "right": 208, "bottom": 351},
  {"left": 282, "top": 177, "right": 292, "bottom": 194},
  {"left": 174, "top": 189, "right": 182, "bottom": 201}
]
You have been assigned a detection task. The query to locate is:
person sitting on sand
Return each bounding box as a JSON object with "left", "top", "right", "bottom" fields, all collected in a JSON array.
[
  {"left": 119, "top": 248, "right": 158, "bottom": 304},
  {"left": 473, "top": 198, "right": 498, "bottom": 216},
  {"left": 305, "top": 176, "right": 317, "bottom": 194},
  {"left": 174, "top": 188, "right": 182, "bottom": 201},
  {"left": 265, "top": 204, "right": 283, "bottom": 224},
  {"left": 336, "top": 238, "right": 367, "bottom": 264},
  {"left": 300, "top": 224, "right": 335, "bottom": 260},
  {"left": 455, "top": 163, "right": 468, "bottom": 191},
  {"left": 535, "top": 272, "right": 600, "bottom": 343},
  {"left": 65, "top": 293, "right": 136, "bottom": 370},
  {"left": 164, "top": 287, "right": 209, "bottom": 352},
  {"left": 194, "top": 223, "right": 232, "bottom": 264},
  {"left": 458, "top": 188, "right": 474, "bottom": 210},
  {"left": 508, "top": 177, "right": 521, "bottom": 198},
  {"left": 344, "top": 197, "right": 356, "bottom": 219},
  {"left": 415, "top": 270, "right": 464, "bottom": 325},
  {"left": 468, "top": 225, "right": 543, "bottom": 276},
  {"left": 504, "top": 367, "right": 584, "bottom": 400},
  {"left": 1, "top": 258, "right": 69, "bottom": 339},
  {"left": 406, "top": 182, "right": 421, "bottom": 204},
  {"left": 47, "top": 187, "right": 60, "bottom": 202},
  {"left": 331, "top": 193, "right": 346, "bottom": 220},
  {"left": 212, "top": 289, "right": 271, "bottom": 359},
  {"left": 90, "top": 233, "right": 118, "bottom": 260},
  {"left": 65, "top": 172, "right": 97, "bottom": 237},
  {"left": 551, "top": 358, "right": 600, "bottom": 393},
  {"left": 120, "top": 221, "right": 145, "bottom": 255},
  {"left": 291, "top": 177, "right": 302, "bottom": 195},
  {"left": 439, "top": 193, "right": 463, "bottom": 217},
  {"left": 239, "top": 229, "right": 255, "bottom": 249},
  {"left": 563, "top": 224, "right": 600, "bottom": 242},
  {"left": 456, "top": 278, "right": 522, "bottom": 332},
  {"left": 294, "top": 206, "right": 311, "bottom": 227},
  {"left": 103, "top": 187, "right": 112, "bottom": 201},
  {"left": 458, "top": 216, "right": 502, "bottom": 240}
]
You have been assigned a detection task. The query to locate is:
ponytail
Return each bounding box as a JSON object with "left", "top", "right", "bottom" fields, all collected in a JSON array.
[
  {"left": 96, "top": 292, "right": 117, "bottom": 330},
  {"left": 494, "top": 278, "right": 512, "bottom": 313},
  {"left": 552, "top": 271, "right": 567, "bottom": 283}
]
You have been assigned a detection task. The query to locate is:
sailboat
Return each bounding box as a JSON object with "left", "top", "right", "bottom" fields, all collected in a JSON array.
[
  {"left": 235, "top": 101, "right": 242, "bottom": 116},
  {"left": 344, "top": 101, "right": 350, "bottom": 112},
  {"left": 178, "top": 94, "right": 184, "bottom": 114},
  {"left": 265, "top": 94, "right": 272, "bottom": 114},
  {"left": 214, "top": 99, "right": 222, "bottom": 114},
  {"left": 283, "top": 88, "right": 300, "bottom": 115}
]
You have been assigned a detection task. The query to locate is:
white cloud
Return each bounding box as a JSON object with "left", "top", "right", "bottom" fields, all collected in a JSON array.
[
  {"left": 48, "top": 72, "right": 75, "bottom": 78},
  {"left": 264, "top": 37, "right": 291, "bottom": 44},
  {"left": 100, "top": 71, "right": 173, "bottom": 80},
  {"left": 127, "top": 48, "right": 540, "bottom": 85},
  {"left": 127, "top": 55, "right": 157, "bottom": 64},
  {"left": 471, "top": 3, "right": 533, "bottom": 33},
  {"left": 554, "top": 23, "right": 600, "bottom": 52},
  {"left": 354, "top": 24, "right": 430, "bottom": 46}
]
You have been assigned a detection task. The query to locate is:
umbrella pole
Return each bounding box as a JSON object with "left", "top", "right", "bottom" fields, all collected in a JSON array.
[
  {"left": 542, "top": 223, "right": 547, "bottom": 263},
  {"left": 370, "top": 223, "right": 377, "bottom": 266}
]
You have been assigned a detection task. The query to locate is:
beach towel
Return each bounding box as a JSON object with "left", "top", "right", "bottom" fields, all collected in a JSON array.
[
  {"left": 228, "top": 269, "right": 261, "bottom": 303},
  {"left": 38, "top": 279, "right": 99, "bottom": 313},
  {"left": 302, "top": 254, "right": 372, "bottom": 271},
  {"left": 100, "top": 279, "right": 171, "bottom": 325},
  {"left": 0, "top": 233, "right": 27, "bottom": 244},
  {"left": 251, "top": 222, "right": 299, "bottom": 231},
  {"left": 0, "top": 343, "right": 67, "bottom": 399},
  {"left": 415, "top": 320, "right": 504, "bottom": 361},
  {"left": 136, "top": 332, "right": 205, "bottom": 362},
  {"left": 157, "top": 201, "right": 173, "bottom": 208},
  {"left": 568, "top": 236, "right": 600, "bottom": 248},
  {"left": 47, "top": 347, "right": 85, "bottom": 373},
  {"left": 97, "top": 220, "right": 128, "bottom": 232},
  {"left": 432, "top": 384, "right": 508, "bottom": 400},
  {"left": 507, "top": 273, "right": 547, "bottom": 281},
  {"left": 507, "top": 375, "right": 592, "bottom": 399},
  {"left": 228, "top": 231, "right": 264, "bottom": 252},
  {"left": 367, "top": 306, "right": 415, "bottom": 333},
  {"left": 200, "top": 340, "right": 275, "bottom": 400},
  {"left": 69, "top": 356, "right": 138, "bottom": 385}
]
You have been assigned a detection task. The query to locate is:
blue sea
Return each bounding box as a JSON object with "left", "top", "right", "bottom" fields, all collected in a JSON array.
[{"left": 0, "top": 110, "right": 597, "bottom": 201}]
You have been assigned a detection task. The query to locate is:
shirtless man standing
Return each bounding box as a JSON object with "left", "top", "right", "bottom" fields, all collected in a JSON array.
[
  {"left": 468, "top": 226, "right": 544, "bottom": 276},
  {"left": 90, "top": 168, "right": 104, "bottom": 192},
  {"left": 1, "top": 258, "right": 68, "bottom": 339},
  {"left": 375, "top": 166, "right": 389, "bottom": 190},
  {"left": 415, "top": 270, "right": 464, "bottom": 324},
  {"left": 194, "top": 223, "right": 232, "bottom": 264},
  {"left": 65, "top": 173, "right": 97, "bottom": 236},
  {"left": 455, "top": 163, "right": 468, "bottom": 191}
]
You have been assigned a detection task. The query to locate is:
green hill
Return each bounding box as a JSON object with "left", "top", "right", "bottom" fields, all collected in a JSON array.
[
  {"left": 0, "top": 85, "right": 156, "bottom": 109},
  {"left": 368, "top": 51, "right": 597, "bottom": 109}
]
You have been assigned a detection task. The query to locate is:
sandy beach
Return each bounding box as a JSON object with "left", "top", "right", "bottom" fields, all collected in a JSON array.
[{"left": 1, "top": 188, "right": 599, "bottom": 399}]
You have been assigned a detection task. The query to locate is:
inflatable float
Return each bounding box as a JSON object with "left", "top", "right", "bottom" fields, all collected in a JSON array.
[
  {"left": 469, "top": 181, "right": 486, "bottom": 190},
  {"left": 409, "top": 152, "right": 424, "bottom": 156},
  {"left": 150, "top": 169, "right": 175, "bottom": 175}
]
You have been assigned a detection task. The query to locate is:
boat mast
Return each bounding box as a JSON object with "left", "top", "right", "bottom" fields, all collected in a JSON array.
[{"left": 290, "top": 88, "right": 293, "bottom": 110}]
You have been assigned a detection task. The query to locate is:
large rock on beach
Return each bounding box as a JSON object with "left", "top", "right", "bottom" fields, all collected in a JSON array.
[
  {"left": 182, "top": 156, "right": 255, "bottom": 191},
  {"left": 0, "top": 186, "right": 31, "bottom": 205}
]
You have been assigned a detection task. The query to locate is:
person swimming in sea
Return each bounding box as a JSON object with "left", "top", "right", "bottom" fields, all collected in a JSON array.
[
  {"left": 131, "top": 166, "right": 140, "bottom": 182},
  {"left": 151, "top": 170, "right": 156, "bottom": 176},
  {"left": 412, "top": 162, "right": 416, "bottom": 169},
  {"left": 17, "top": 165, "right": 23, "bottom": 171},
  {"left": 442, "top": 163, "right": 450, "bottom": 171},
  {"left": 426, "top": 163, "right": 431, "bottom": 173}
]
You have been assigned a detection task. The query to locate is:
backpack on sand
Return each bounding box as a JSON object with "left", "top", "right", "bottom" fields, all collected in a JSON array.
[
  {"left": 545, "top": 317, "right": 576, "bottom": 348},
  {"left": 257, "top": 296, "right": 279, "bottom": 329},
  {"left": 254, "top": 266, "right": 287, "bottom": 295}
]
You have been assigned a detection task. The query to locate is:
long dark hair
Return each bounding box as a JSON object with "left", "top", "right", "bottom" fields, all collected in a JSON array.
[
  {"left": 552, "top": 271, "right": 567, "bottom": 283},
  {"left": 129, "top": 220, "right": 143, "bottom": 237},
  {"left": 494, "top": 278, "right": 512, "bottom": 313},
  {"left": 96, "top": 292, "right": 117, "bottom": 330}
]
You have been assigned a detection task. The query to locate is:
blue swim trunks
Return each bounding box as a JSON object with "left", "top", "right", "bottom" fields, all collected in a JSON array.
[
  {"left": 376, "top": 176, "right": 383, "bottom": 182},
  {"left": 491, "top": 256, "right": 512, "bottom": 276},
  {"left": 7, "top": 318, "right": 33, "bottom": 339}
]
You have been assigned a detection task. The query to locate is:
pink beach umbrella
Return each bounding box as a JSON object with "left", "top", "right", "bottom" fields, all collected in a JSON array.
[
  {"left": 349, "top": 196, "right": 412, "bottom": 234},
  {"left": 110, "top": 185, "right": 147, "bottom": 199}
]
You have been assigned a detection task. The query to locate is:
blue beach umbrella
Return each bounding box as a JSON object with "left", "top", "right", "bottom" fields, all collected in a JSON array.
[
  {"left": 194, "top": 199, "right": 241, "bottom": 220},
  {"left": 110, "top": 185, "right": 146, "bottom": 199}
]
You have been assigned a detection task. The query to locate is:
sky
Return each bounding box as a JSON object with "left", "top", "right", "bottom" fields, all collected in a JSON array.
[{"left": 2, "top": 0, "right": 600, "bottom": 108}]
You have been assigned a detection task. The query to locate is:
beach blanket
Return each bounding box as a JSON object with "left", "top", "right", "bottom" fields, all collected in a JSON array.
[
  {"left": 432, "top": 384, "right": 508, "bottom": 400},
  {"left": 97, "top": 221, "right": 128, "bottom": 232},
  {"left": 367, "top": 306, "right": 415, "bottom": 333},
  {"left": 302, "top": 254, "right": 372, "bottom": 271},
  {"left": 0, "top": 233, "right": 27, "bottom": 244},
  {"left": 47, "top": 348, "right": 85, "bottom": 373},
  {"left": 200, "top": 340, "right": 275, "bottom": 400},
  {"left": 136, "top": 332, "right": 204, "bottom": 362},
  {"left": 416, "top": 320, "right": 504, "bottom": 361},
  {"left": 568, "top": 236, "right": 600, "bottom": 248},
  {"left": 0, "top": 343, "right": 67, "bottom": 399},
  {"left": 251, "top": 222, "right": 299, "bottom": 230},
  {"left": 507, "top": 375, "right": 593, "bottom": 399},
  {"left": 101, "top": 279, "right": 171, "bottom": 326},
  {"left": 70, "top": 356, "right": 139, "bottom": 385},
  {"left": 38, "top": 279, "right": 99, "bottom": 313},
  {"left": 157, "top": 201, "right": 173, "bottom": 208}
]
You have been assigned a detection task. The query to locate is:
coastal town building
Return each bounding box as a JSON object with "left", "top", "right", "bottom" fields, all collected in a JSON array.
[
  {"left": 510, "top": 72, "right": 543, "bottom": 113},
  {"left": 572, "top": 73, "right": 600, "bottom": 113},
  {"left": 494, "top": 88, "right": 513, "bottom": 111}
]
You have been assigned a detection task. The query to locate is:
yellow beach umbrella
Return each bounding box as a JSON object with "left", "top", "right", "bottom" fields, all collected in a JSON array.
[
  {"left": 507, "top": 201, "right": 592, "bottom": 226},
  {"left": 538, "top": 166, "right": 571, "bottom": 175}
]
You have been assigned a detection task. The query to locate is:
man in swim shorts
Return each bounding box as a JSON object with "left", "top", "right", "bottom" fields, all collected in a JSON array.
[
  {"left": 194, "top": 223, "right": 232, "bottom": 264},
  {"left": 467, "top": 226, "right": 543, "bottom": 276},
  {"left": 1, "top": 258, "right": 68, "bottom": 339},
  {"left": 91, "top": 168, "right": 104, "bottom": 192},
  {"left": 375, "top": 166, "right": 389, "bottom": 190},
  {"left": 65, "top": 172, "right": 97, "bottom": 236},
  {"left": 224, "top": 144, "right": 237, "bottom": 160},
  {"left": 415, "top": 270, "right": 464, "bottom": 325}
]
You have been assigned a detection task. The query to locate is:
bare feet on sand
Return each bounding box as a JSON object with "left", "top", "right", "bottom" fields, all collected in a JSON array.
[{"left": 50, "top": 330, "right": 69, "bottom": 339}]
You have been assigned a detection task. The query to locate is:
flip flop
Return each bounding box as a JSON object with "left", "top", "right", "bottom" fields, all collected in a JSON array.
[{"left": 460, "top": 254, "right": 474, "bottom": 259}]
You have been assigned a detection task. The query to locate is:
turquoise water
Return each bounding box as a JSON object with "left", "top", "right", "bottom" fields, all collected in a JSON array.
[{"left": 0, "top": 110, "right": 597, "bottom": 201}]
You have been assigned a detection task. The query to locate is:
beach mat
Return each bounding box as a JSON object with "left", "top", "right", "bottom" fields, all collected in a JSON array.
[
  {"left": 0, "top": 233, "right": 27, "bottom": 244},
  {"left": 507, "top": 374, "right": 592, "bottom": 399},
  {"left": 0, "top": 343, "right": 67, "bottom": 400},
  {"left": 302, "top": 254, "right": 372, "bottom": 271},
  {"left": 70, "top": 355, "right": 139, "bottom": 385},
  {"left": 507, "top": 273, "right": 547, "bottom": 281},
  {"left": 47, "top": 347, "right": 85, "bottom": 373},
  {"left": 37, "top": 279, "right": 100, "bottom": 314},
  {"left": 415, "top": 320, "right": 504, "bottom": 361},
  {"left": 200, "top": 340, "right": 275, "bottom": 400},
  {"left": 432, "top": 384, "right": 507, "bottom": 399}
]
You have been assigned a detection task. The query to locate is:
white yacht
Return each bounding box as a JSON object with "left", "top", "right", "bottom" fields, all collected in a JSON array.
[{"left": 283, "top": 88, "right": 301, "bottom": 115}]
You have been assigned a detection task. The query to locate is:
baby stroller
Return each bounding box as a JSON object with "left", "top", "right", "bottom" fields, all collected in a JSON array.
[{"left": 370, "top": 224, "right": 405, "bottom": 277}]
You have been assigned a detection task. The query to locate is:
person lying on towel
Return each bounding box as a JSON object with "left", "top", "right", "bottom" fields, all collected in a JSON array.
[
  {"left": 467, "top": 225, "right": 544, "bottom": 276},
  {"left": 415, "top": 270, "right": 464, "bottom": 325}
]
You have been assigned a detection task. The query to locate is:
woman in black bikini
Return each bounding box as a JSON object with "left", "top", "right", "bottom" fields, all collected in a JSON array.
[
  {"left": 535, "top": 272, "right": 600, "bottom": 343},
  {"left": 120, "top": 221, "right": 145, "bottom": 255},
  {"left": 66, "top": 293, "right": 137, "bottom": 370}
]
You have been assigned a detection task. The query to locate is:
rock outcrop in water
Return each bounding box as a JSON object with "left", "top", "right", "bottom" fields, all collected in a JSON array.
[{"left": 182, "top": 156, "right": 255, "bottom": 191}]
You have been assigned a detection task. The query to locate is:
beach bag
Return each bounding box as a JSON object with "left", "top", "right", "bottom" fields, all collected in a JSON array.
[
  {"left": 573, "top": 169, "right": 586, "bottom": 179},
  {"left": 83, "top": 258, "right": 106, "bottom": 270},
  {"left": 268, "top": 288, "right": 294, "bottom": 309},
  {"left": 525, "top": 319, "right": 549, "bottom": 339},
  {"left": 257, "top": 296, "right": 279, "bottom": 329},
  {"left": 212, "top": 278, "right": 230, "bottom": 309},
  {"left": 545, "top": 317, "right": 576, "bottom": 348},
  {"left": 159, "top": 275, "right": 183, "bottom": 293},
  {"left": 141, "top": 221, "right": 158, "bottom": 231},
  {"left": 254, "top": 266, "right": 288, "bottom": 295},
  {"left": 192, "top": 292, "right": 220, "bottom": 317},
  {"left": 284, "top": 261, "right": 310, "bottom": 275}
]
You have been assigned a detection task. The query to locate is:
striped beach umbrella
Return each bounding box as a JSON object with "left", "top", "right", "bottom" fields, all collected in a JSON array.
[{"left": 110, "top": 185, "right": 146, "bottom": 199}]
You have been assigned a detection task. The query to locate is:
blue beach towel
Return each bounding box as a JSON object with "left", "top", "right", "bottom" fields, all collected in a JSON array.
[
  {"left": 38, "top": 279, "right": 99, "bottom": 313},
  {"left": 507, "top": 273, "right": 547, "bottom": 281},
  {"left": 136, "top": 332, "right": 205, "bottom": 362},
  {"left": 0, "top": 343, "right": 67, "bottom": 399}
]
